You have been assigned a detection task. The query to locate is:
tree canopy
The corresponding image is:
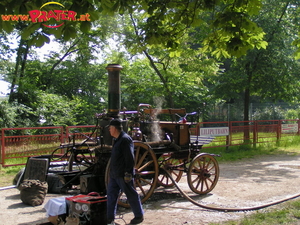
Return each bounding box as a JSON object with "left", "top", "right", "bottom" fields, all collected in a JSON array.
[
  {"left": 0, "top": 0, "right": 299, "bottom": 128},
  {"left": 212, "top": 0, "right": 300, "bottom": 121},
  {"left": 0, "top": 0, "right": 271, "bottom": 58}
]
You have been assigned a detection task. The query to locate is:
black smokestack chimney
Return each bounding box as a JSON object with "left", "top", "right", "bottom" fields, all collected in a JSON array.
[{"left": 106, "top": 64, "right": 123, "bottom": 118}]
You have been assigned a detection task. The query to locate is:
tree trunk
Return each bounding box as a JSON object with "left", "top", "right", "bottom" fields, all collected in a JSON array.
[
  {"left": 129, "top": 13, "right": 174, "bottom": 108},
  {"left": 143, "top": 50, "right": 175, "bottom": 108},
  {"left": 8, "top": 38, "right": 29, "bottom": 103},
  {"left": 244, "top": 87, "right": 250, "bottom": 142},
  {"left": 242, "top": 1, "right": 289, "bottom": 143}
]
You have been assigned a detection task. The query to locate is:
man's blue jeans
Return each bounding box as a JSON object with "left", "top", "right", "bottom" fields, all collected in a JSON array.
[{"left": 106, "top": 176, "right": 144, "bottom": 220}]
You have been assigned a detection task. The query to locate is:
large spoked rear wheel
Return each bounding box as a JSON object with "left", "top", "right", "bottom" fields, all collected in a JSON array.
[
  {"left": 187, "top": 153, "right": 219, "bottom": 194},
  {"left": 105, "top": 141, "right": 159, "bottom": 208}
]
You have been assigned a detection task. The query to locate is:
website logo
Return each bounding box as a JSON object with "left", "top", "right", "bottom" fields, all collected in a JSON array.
[{"left": 1, "top": 1, "right": 90, "bottom": 28}]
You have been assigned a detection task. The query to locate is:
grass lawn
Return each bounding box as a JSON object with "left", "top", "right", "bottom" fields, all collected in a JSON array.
[
  {"left": 0, "top": 165, "right": 24, "bottom": 187},
  {"left": 210, "top": 200, "right": 300, "bottom": 225}
]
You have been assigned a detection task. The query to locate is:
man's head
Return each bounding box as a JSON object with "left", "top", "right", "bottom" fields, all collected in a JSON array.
[{"left": 108, "top": 118, "right": 123, "bottom": 138}]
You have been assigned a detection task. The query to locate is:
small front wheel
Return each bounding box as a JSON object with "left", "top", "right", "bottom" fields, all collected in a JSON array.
[{"left": 187, "top": 153, "right": 219, "bottom": 194}]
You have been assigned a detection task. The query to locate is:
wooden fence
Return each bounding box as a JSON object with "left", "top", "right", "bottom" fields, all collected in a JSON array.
[{"left": 1, "top": 119, "right": 299, "bottom": 167}]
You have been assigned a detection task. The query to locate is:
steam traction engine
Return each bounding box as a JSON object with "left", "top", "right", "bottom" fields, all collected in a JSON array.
[{"left": 52, "top": 64, "right": 220, "bottom": 208}]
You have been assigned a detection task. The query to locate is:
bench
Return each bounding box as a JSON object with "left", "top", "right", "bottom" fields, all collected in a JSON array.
[{"left": 190, "top": 135, "right": 215, "bottom": 146}]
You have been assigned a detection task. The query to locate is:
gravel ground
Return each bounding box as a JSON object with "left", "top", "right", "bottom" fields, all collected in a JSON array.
[{"left": 1, "top": 153, "right": 300, "bottom": 225}]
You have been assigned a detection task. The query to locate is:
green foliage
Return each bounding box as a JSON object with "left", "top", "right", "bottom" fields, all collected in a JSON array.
[
  {"left": 285, "top": 107, "right": 300, "bottom": 120},
  {"left": 0, "top": 91, "right": 100, "bottom": 128},
  {"left": 292, "top": 35, "right": 300, "bottom": 60},
  {"left": 71, "top": 96, "right": 100, "bottom": 125},
  {"left": 252, "top": 106, "right": 286, "bottom": 120},
  {"left": 203, "top": 6, "right": 268, "bottom": 58},
  {"left": 211, "top": 0, "right": 300, "bottom": 122},
  {"left": 121, "top": 59, "right": 162, "bottom": 109},
  {"left": 0, "top": 0, "right": 299, "bottom": 128},
  {"left": 0, "top": 0, "right": 271, "bottom": 58},
  {"left": 119, "top": 50, "right": 220, "bottom": 110},
  {"left": 114, "top": 14, "right": 223, "bottom": 109},
  {"left": 36, "top": 92, "right": 77, "bottom": 126},
  {"left": 291, "top": 2, "right": 300, "bottom": 59},
  {"left": 0, "top": 100, "right": 36, "bottom": 128},
  {"left": 36, "top": 92, "right": 100, "bottom": 126}
]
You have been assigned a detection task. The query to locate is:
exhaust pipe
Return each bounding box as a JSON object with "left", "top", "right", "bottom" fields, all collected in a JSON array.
[
  {"left": 106, "top": 64, "right": 123, "bottom": 118},
  {"left": 100, "top": 64, "right": 126, "bottom": 145}
]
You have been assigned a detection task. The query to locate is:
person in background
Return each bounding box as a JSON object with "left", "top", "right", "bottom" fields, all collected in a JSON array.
[{"left": 106, "top": 118, "right": 144, "bottom": 225}]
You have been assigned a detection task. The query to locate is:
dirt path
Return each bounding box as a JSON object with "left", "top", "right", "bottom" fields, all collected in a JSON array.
[{"left": 1, "top": 153, "right": 300, "bottom": 225}]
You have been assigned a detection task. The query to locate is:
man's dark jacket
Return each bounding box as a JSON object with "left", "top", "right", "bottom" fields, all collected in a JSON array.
[{"left": 110, "top": 131, "right": 135, "bottom": 178}]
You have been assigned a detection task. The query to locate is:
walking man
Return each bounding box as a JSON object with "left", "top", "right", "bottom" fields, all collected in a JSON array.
[{"left": 106, "top": 118, "right": 144, "bottom": 225}]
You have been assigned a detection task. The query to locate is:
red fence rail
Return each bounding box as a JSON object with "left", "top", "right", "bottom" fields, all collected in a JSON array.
[
  {"left": 1, "top": 119, "right": 300, "bottom": 167},
  {"left": 191, "top": 119, "right": 300, "bottom": 148},
  {"left": 0, "top": 125, "right": 96, "bottom": 167}
]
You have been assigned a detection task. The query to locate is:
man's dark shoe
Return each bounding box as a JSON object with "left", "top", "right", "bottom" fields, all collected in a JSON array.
[{"left": 130, "top": 216, "right": 144, "bottom": 224}]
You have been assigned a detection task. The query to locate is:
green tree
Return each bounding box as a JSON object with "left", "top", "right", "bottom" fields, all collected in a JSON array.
[
  {"left": 211, "top": 0, "right": 300, "bottom": 140},
  {"left": 6, "top": 26, "right": 110, "bottom": 101},
  {"left": 0, "top": 0, "right": 269, "bottom": 58},
  {"left": 0, "top": 100, "right": 35, "bottom": 128},
  {"left": 36, "top": 93, "right": 87, "bottom": 126},
  {"left": 213, "top": 0, "right": 300, "bottom": 118},
  {"left": 102, "top": 12, "right": 221, "bottom": 110}
]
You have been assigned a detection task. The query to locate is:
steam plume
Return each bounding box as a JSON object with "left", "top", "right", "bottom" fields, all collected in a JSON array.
[{"left": 150, "top": 97, "right": 165, "bottom": 142}]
